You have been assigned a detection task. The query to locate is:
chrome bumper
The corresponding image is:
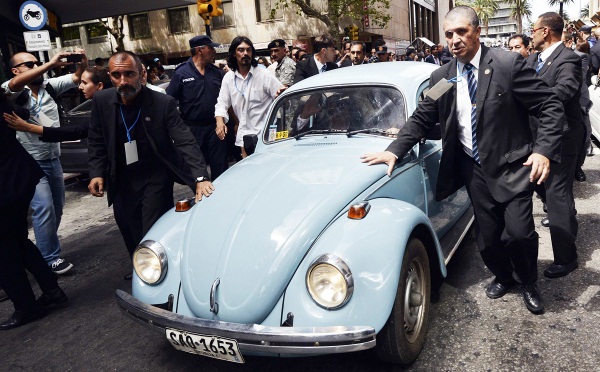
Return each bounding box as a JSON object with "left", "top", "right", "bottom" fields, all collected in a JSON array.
[{"left": 115, "top": 290, "right": 376, "bottom": 355}]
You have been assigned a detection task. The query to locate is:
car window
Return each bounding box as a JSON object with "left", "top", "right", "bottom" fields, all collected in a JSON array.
[{"left": 264, "top": 86, "right": 406, "bottom": 142}]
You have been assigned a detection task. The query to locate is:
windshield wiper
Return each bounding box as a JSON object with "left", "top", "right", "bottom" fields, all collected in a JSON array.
[
  {"left": 294, "top": 129, "right": 347, "bottom": 140},
  {"left": 346, "top": 128, "right": 388, "bottom": 137}
]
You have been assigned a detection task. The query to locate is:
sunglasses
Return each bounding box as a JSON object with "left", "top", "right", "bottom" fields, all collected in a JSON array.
[{"left": 14, "top": 61, "right": 43, "bottom": 69}]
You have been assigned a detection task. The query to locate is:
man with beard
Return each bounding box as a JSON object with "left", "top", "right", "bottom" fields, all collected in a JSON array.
[
  {"left": 215, "top": 36, "right": 284, "bottom": 157},
  {"left": 88, "top": 51, "right": 214, "bottom": 279},
  {"left": 1, "top": 51, "right": 87, "bottom": 275}
]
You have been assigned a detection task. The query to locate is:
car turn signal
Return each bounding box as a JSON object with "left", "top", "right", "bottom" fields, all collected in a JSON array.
[
  {"left": 175, "top": 198, "right": 195, "bottom": 212},
  {"left": 347, "top": 202, "right": 370, "bottom": 219}
]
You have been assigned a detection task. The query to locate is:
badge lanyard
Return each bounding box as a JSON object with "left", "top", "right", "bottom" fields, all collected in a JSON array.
[
  {"left": 30, "top": 89, "right": 44, "bottom": 117},
  {"left": 448, "top": 64, "right": 470, "bottom": 84},
  {"left": 119, "top": 105, "right": 142, "bottom": 142},
  {"left": 234, "top": 73, "right": 252, "bottom": 98}
]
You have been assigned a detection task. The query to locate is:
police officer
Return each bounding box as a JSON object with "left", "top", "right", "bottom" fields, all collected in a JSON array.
[{"left": 167, "top": 35, "right": 228, "bottom": 180}]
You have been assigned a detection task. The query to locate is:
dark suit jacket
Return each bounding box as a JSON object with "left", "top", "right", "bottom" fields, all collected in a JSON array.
[
  {"left": 0, "top": 100, "right": 44, "bottom": 207},
  {"left": 88, "top": 87, "right": 208, "bottom": 206},
  {"left": 589, "top": 41, "right": 600, "bottom": 74},
  {"left": 527, "top": 43, "right": 583, "bottom": 156},
  {"left": 293, "top": 55, "right": 338, "bottom": 84},
  {"left": 41, "top": 122, "right": 88, "bottom": 142},
  {"left": 386, "top": 45, "right": 564, "bottom": 203},
  {"left": 424, "top": 55, "right": 439, "bottom": 65}
]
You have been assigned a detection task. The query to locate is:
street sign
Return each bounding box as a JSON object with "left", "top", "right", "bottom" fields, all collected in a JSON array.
[
  {"left": 20, "top": 1, "right": 48, "bottom": 31},
  {"left": 24, "top": 30, "right": 51, "bottom": 51}
]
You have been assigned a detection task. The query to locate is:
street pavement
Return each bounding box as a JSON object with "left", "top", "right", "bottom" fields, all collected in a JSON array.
[{"left": 1, "top": 148, "right": 599, "bottom": 371}]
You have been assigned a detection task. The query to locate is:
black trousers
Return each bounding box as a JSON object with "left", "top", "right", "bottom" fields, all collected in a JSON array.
[
  {"left": 458, "top": 152, "right": 539, "bottom": 285},
  {"left": 536, "top": 125, "right": 584, "bottom": 265},
  {"left": 113, "top": 171, "right": 174, "bottom": 258},
  {"left": 188, "top": 125, "right": 228, "bottom": 181},
  {"left": 0, "top": 184, "right": 58, "bottom": 312}
]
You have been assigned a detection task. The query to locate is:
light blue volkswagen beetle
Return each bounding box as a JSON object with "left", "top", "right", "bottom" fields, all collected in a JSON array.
[{"left": 116, "top": 62, "right": 473, "bottom": 365}]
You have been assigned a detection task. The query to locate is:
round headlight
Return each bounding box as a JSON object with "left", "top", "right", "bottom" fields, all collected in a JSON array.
[
  {"left": 306, "top": 254, "right": 353, "bottom": 309},
  {"left": 133, "top": 240, "right": 167, "bottom": 285}
]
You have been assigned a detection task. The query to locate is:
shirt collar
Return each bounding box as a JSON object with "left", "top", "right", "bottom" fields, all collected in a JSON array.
[
  {"left": 539, "top": 40, "right": 562, "bottom": 62},
  {"left": 313, "top": 55, "right": 325, "bottom": 72},
  {"left": 457, "top": 44, "right": 482, "bottom": 73},
  {"left": 234, "top": 66, "right": 255, "bottom": 80}
]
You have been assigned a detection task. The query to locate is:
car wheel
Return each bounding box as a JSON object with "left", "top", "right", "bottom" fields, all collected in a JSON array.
[{"left": 376, "top": 238, "right": 431, "bottom": 364}]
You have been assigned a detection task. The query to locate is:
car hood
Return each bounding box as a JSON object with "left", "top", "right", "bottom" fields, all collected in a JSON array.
[{"left": 180, "top": 137, "right": 387, "bottom": 323}]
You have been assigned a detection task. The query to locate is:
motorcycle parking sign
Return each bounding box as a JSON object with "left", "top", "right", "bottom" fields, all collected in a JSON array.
[{"left": 20, "top": 1, "right": 47, "bottom": 31}]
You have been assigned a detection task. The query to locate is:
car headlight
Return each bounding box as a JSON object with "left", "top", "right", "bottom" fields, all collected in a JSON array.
[
  {"left": 306, "top": 254, "right": 353, "bottom": 309},
  {"left": 133, "top": 240, "right": 167, "bottom": 285}
]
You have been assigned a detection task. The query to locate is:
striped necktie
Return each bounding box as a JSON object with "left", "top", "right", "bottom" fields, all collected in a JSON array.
[
  {"left": 320, "top": 65, "right": 327, "bottom": 73},
  {"left": 464, "top": 63, "right": 480, "bottom": 164},
  {"left": 536, "top": 54, "right": 544, "bottom": 73}
]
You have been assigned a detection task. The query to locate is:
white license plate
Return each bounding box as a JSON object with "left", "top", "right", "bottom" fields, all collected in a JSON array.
[{"left": 165, "top": 328, "right": 244, "bottom": 363}]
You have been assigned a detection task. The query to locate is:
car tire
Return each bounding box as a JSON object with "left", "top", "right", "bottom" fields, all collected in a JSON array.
[{"left": 375, "top": 238, "right": 431, "bottom": 364}]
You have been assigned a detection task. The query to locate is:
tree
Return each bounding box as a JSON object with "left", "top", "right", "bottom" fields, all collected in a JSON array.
[
  {"left": 581, "top": 3, "right": 589, "bottom": 19},
  {"left": 98, "top": 16, "right": 125, "bottom": 53},
  {"left": 272, "top": 0, "right": 391, "bottom": 39},
  {"left": 547, "top": 0, "right": 575, "bottom": 18},
  {"left": 455, "top": 0, "right": 498, "bottom": 37},
  {"left": 507, "top": 0, "right": 532, "bottom": 35}
]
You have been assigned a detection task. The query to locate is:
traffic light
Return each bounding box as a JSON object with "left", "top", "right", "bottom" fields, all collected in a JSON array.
[
  {"left": 209, "top": 0, "right": 223, "bottom": 17},
  {"left": 349, "top": 26, "right": 359, "bottom": 41},
  {"left": 197, "top": 0, "right": 213, "bottom": 15}
]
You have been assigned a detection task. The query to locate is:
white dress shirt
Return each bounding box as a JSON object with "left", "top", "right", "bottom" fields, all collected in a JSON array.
[
  {"left": 314, "top": 55, "right": 326, "bottom": 73},
  {"left": 215, "top": 65, "right": 282, "bottom": 146},
  {"left": 538, "top": 40, "right": 563, "bottom": 67},
  {"left": 455, "top": 46, "right": 482, "bottom": 156}
]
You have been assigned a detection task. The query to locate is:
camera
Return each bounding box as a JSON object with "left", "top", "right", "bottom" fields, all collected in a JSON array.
[{"left": 66, "top": 54, "right": 83, "bottom": 63}]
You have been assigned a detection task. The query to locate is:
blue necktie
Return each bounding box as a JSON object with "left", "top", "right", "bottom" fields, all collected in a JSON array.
[
  {"left": 320, "top": 65, "right": 327, "bottom": 73},
  {"left": 536, "top": 54, "right": 544, "bottom": 73},
  {"left": 464, "top": 63, "right": 480, "bottom": 164}
]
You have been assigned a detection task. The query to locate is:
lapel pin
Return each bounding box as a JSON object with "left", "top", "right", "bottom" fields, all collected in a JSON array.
[
  {"left": 145, "top": 117, "right": 151, "bottom": 121},
  {"left": 484, "top": 69, "right": 490, "bottom": 75},
  {"left": 548, "top": 61, "right": 552, "bottom": 65}
]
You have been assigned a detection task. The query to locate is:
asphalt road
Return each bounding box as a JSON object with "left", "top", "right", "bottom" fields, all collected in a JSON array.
[{"left": 1, "top": 149, "right": 599, "bottom": 371}]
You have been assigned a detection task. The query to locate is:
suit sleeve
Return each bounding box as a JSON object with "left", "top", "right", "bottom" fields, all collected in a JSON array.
[
  {"left": 164, "top": 97, "right": 210, "bottom": 180},
  {"left": 512, "top": 55, "right": 563, "bottom": 161},
  {"left": 293, "top": 61, "right": 308, "bottom": 85},
  {"left": 551, "top": 53, "right": 582, "bottom": 103},
  {"left": 87, "top": 96, "right": 108, "bottom": 179},
  {"left": 41, "top": 122, "right": 88, "bottom": 142},
  {"left": 590, "top": 46, "right": 600, "bottom": 74}
]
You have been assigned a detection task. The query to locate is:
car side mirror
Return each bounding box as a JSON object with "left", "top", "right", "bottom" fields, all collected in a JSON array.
[
  {"left": 425, "top": 123, "right": 441, "bottom": 140},
  {"left": 243, "top": 134, "right": 258, "bottom": 156}
]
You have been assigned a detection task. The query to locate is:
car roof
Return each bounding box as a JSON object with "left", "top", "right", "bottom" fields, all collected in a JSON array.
[{"left": 285, "top": 61, "right": 438, "bottom": 95}]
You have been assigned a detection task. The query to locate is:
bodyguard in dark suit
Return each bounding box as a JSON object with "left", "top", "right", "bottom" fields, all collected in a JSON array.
[
  {"left": 528, "top": 12, "right": 585, "bottom": 278},
  {"left": 362, "top": 6, "right": 564, "bottom": 314},
  {"left": 0, "top": 91, "right": 67, "bottom": 330},
  {"left": 88, "top": 52, "right": 215, "bottom": 268},
  {"left": 293, "top": 34, "right": 338, "bottom": 84}
]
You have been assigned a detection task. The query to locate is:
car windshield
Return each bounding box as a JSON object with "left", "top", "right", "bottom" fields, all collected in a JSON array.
[{"left": 264, "top": 85, "right": 407, "bottom": 142}]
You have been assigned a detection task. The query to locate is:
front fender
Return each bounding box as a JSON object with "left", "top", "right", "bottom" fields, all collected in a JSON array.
[{"left": 281, "top": 198, "right": 444, "bottom": 333}]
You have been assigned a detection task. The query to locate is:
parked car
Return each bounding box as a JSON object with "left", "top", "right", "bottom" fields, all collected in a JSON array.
[
  {"left": 59, "top": 99, "right": 92, "bottom": 174},
  {"left": 115, "top": 62, "right": 474, "bottom": 365}
]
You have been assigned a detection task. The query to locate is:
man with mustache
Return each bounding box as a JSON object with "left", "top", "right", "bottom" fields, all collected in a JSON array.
[
  {"left": 1, "top": 51, "right": 87, "bottom": 275},
  {"left": 87, "top": 51, "right": 214, "bottom": 279},
  {"left": 215, "top": 36, "right": 284, "bottom": 157}
]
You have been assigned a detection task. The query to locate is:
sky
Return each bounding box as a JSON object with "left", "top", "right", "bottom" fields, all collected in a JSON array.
[{"left": 530, "top": 0, "right": 586, "bottom": 23}]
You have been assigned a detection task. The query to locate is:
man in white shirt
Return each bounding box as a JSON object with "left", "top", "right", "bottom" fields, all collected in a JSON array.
[{"left": 215, "top": 36, "right": 284, "bottom": 157}]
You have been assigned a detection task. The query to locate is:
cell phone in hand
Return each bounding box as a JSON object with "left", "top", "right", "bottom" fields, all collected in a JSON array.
[{"left": 66, "top": 54, "right": 83, "bottom": 63}]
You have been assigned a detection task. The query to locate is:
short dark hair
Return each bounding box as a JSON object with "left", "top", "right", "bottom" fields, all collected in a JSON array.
[
  {"left": 562, "top": 31, "right": 574, "bottom": 42},
  {"left": 509, "top": 34, "right": 530, "bottom": 48},
  {"left": 110, "top": 51, "right": 143, "bottom": 72},
  {"left": 85, "top": 66, "right": 113, "bottom": 88},
  {"left": 313, "top": 34, "right": 335, "bottom": 54},
  {"left": 538, "top": 12, "right": 564, "bottom": 37},
  {"left": 227, "top": 36, "right": 258, "bottom": 71},
  {"left": 350, "top": 41, "right": 366, "bottom": 52}
]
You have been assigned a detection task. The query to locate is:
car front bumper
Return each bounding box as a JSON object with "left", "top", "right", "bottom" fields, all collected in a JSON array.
[{"left": 115, "top": 289, "right": 376, "bottom": 355}]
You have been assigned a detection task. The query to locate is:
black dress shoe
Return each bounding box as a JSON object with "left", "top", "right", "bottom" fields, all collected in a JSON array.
[
  {"left": 541, "top": 217, "right": 549, "bottom": 227},
  {"left": 485, "top": 278, "right": 514, "bottom": 299},
  {"left": 574, "top": 168, "right": 586, "bottom": 182},
  {"left": 124, "top": 272, "right": 133, "bottom": 280},
  {"left": 37, "top": 287, "right": 68, "bottom": 308},
  {"left": 0, "top": 308, "right": 47, "bottom": 330},
  {"left": 544, "top": 261, "right": 578, "bottom": 278},
  {"left": 522, "top": 284, "right": 544, "bottom": 314}
]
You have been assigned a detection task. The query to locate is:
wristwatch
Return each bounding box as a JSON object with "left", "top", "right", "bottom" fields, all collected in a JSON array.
[{"left": 195, "top": 176, "right": 208, "bottom": 183}]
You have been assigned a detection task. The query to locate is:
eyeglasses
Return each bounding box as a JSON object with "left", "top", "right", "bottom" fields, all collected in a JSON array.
[
  {"left": 532, "top": 26, "right": 546, "bottom": 33},
  {"left": 13, "top": 61, "right": 43, "bottom": 69}
]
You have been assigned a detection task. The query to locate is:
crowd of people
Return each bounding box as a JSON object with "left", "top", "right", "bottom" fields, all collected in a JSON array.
[{"left": 0, "top": 4, "right": 594, "bottom": 329}]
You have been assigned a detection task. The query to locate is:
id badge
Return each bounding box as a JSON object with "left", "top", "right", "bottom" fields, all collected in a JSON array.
[
  {"left": 426, "top": 79, "right": 453, "bottom": 101},
  {"left": 124, "top": 140, "right": 139, "bottom": 165},
  {"left": 37, "top": 111, "right": 54, "bottom": 127}
]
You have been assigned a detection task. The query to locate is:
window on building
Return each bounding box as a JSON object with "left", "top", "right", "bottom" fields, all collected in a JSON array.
[
  {"left": 255, "top": 0, "right": 283, "bottom": 22},
  {"left": 129, "top": 13, "right": 151, "bottom": 39},
  {"left": 168, "top": 7, "right": 191, "bottom": 34},
  {"left": 213, "top": 0, "right": 235, "bottom": 28},
  {"left": 86, "top": 22, "right": 108, "bottom": 44},
  {"left": 62, "top": 26, "right": 81, "bottom": 46}
]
